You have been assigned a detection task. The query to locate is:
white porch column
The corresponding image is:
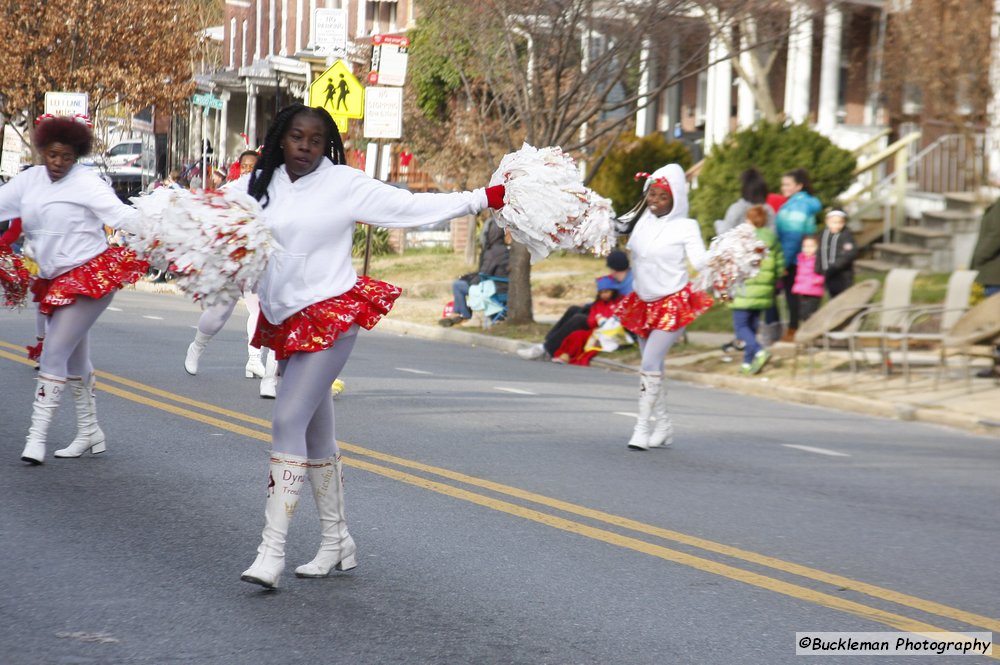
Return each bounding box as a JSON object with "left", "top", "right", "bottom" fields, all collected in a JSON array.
[
  {"left": 987, "top": 0, "right": 1000, "bottom": 183},
  {"left": 817, "top": 3, "right": 844, "bottom": 135},
  {"left": 219, "top": 91, "right": 230, "bottom": 167},
  {"left": 357, "top": 0, "right": 367, "bottom": 37},
  {"left": 704, "top": 25, "right": 732, "bottom": 151},
  {"left": 783, "top": 0, "right": 814, "bottom": 124},
  {"left": 245, "top": 84, "right": 258, "bottom": 148},
  {"left": 635, "top": 37, "right": 655, "bottom": 137},
  {"left": 255, "top": 0, "right": 262, "bottom": 60},
  {"left": 737, "top": 29, "right": 756, "bottom": 128}
]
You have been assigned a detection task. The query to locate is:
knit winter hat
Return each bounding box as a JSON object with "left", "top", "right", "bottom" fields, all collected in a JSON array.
[
  {"left": 596, "top": 275, "right": 621, "bottom": 292},
  {"left": 605, "top": 249, "right": 629, "bottom": 271}
]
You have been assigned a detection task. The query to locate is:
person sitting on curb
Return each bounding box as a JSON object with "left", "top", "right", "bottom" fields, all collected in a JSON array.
[
  {"left": 439, "top": 218, "right": 510, "bottom": 327},
  {"left": 549, "top": 275, "right": 629, "bottom": 365},
  {"left": 517, "top": 249, "right": 633, "bottom": 360}
]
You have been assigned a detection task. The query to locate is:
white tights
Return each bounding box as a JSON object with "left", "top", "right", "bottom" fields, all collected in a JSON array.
[
  {"left": 196, "top": 292, "right": 261, "bottom": 342},
  {"left": 638, "top": 327, "right": 685, "bottom": 373},
  {"left": 39, "top": 294, "right": 114, "bottom": 379},
  {"left": 271, "top": 326, "right": 358, "bottom": 459}
]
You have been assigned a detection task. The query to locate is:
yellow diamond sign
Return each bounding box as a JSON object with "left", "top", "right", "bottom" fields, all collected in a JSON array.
[{"left": 309, "top": 60, "right": 364, "bottom": 119}]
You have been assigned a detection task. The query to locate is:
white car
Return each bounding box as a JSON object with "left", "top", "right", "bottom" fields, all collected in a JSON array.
[{"left": 81, "top": 139, "right": 144, "bottom": 175}]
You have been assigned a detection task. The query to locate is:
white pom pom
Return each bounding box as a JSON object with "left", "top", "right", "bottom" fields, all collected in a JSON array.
[
  {"left": 490, "top": 143, "right": 616, "bottom": 263},
  {"left": 130, "top": 188, "right": 271, "bottom": 306},
  {"left": 693, "top": 223, "right": 769, "bottom": 300}
]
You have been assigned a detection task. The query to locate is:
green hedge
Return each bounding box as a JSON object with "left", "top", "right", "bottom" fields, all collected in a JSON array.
[
  {"left": 689, "top": 122, "right": 856, "bottom": 237},
  {"left": 589, "top": 134, "right": 693, "bottom": 215}
]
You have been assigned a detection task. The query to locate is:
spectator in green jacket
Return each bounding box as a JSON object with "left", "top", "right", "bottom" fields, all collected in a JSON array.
[
  {"left": 728, "top": 205, "right": 784, "bottom": 375},
  {"left": 970, "top": 199, "right": 1000, "bottom": 378}
]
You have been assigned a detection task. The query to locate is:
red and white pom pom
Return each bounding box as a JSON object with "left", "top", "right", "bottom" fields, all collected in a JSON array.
[
  {"left": 0, "top": 244, "right": 31, "bottom": 309},
  {"left": 693, "top": 223, "right": 768, "bottom": 300},
  {"left": 129, "top": 188, "right": 270, "bottom": 306},
  {"left": 489, "top": 143, "right": 616, "bottom": 263}
]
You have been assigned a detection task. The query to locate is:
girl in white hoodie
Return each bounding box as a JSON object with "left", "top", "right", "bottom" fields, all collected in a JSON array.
[
  {"left": 238, "top": 104, "right": 505, "bottom": 589},
  {"left": 0, "top": 115, "right": 146, "bottom": 465},
  {"left": 615, "top": 164, "right": 713, "bottom": 450}
]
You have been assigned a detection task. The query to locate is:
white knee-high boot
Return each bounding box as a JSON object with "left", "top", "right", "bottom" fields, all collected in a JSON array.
[
  {"left": 21, "top": 374, "right": 66, "bottom": 464},
  {"left": 295, "top": 455, "right": 357, "bottom": 578},
  {"left": 259, "top": 352, "right": 278, "bottom": 399},
  {"left": 627, "top": 372, "right": 661, "bottom": 451},
  {"left": 241, "top": 453, "right": 308, "bottom": 588},
  {"left": 54, "top": 373, "right": 107, "bottom": 458},
  {"left": 647, "top": 381, "right": 674, "bottom": 448},
  {"left": 184, "top": 331, "right": 212, "bottom": 375},
  {"left": 245, "top": 346, "right": 265, "bottom": 378}
]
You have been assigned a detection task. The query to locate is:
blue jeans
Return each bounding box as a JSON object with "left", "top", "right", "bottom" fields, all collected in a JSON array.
[
  {"left": 452, "top": 279, "right": 472, "bottom": 319},
  {"left": 732, "top": 309, "right": 762, "bottom": 364},
  {"left": 986, "top": 285, "right": 1000, "bottom": 297}
]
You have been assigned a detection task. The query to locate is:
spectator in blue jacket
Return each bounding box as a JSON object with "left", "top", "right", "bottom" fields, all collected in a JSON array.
[{"left": 773, "top": 168, "right": 821, "bottom": 339}]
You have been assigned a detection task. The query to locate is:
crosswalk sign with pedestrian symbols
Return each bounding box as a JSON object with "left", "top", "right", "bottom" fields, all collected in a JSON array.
[{"left": 309, "top": 60, "right": 364, "bottom": 120}]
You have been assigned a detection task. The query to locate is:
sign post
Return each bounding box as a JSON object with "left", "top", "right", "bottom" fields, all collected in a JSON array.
[
  {"left": 192, "top": 93, "right": 223, "bottom": 188},
  {"left": 361, "top": 87, "right": 405, "bottom": 275}
]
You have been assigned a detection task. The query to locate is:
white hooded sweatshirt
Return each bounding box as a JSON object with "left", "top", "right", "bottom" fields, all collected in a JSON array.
[
  {"left": 626, "top": 163, "right": 707, "bottom": 301},
  {"left": 0, "top": 164, "right": 139, "bottom": 279}
]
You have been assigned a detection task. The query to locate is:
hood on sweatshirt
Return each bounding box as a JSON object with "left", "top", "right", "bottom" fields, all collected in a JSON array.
[{"left": 644, "top": 163, "right": 690, "bottom": 222}]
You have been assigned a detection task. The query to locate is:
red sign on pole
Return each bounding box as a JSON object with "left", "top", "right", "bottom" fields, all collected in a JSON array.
[{"left": 368, "top": 34, "right": 411, "bottom": 86}]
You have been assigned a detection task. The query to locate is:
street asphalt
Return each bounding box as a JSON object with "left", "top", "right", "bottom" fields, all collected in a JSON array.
[{"left": 1, "top": 289, "right": 997, "bottom": 664}]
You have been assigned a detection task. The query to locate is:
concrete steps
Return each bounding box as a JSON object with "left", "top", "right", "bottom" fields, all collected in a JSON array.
[
  {"left": 873, "top": 242, "right": 933, "bottom": 270},
  {"left": 856, "top": 191, "right": 988, "bottom": 272}
]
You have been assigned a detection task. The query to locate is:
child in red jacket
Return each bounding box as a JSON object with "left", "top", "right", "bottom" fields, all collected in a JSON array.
[
  {"left": 552, "top": 276, "right": 625, "bottom": 365},
  {"left": 791, "top": 235, "right": 824, "bottom": 323}
]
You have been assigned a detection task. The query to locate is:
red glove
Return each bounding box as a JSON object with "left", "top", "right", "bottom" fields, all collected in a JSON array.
[{"left": 485, "top": 185, "right": 505, "bottom": 210}]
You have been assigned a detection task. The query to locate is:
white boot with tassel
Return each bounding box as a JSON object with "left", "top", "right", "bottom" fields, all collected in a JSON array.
[
  {"left": 21, "top": 374, "right": 66, "bottom": 465},
  {"left": 241, "top": 453, "right": 308, "bottom": 589},
  {"left": 627, "top": 372, "right": 661, "bottom": 451},
  {"left": 54, "top": 373, "right": 107, "bottom": 457},
  {"left": 295, "top": 455, "right": 358, "bottom": 578}
]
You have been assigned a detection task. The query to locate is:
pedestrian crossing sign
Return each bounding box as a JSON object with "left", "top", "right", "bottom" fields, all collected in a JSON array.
[{"left": 309, "top": 60, "right": 364, "bottom": 120}]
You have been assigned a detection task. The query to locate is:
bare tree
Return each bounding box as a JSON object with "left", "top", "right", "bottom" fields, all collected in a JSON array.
[
  {"left": 405, "top": 0, "right": 814, "bottom": 323},
  {"left": 0, "top": 0, "right": 204, "bottom": 132}
]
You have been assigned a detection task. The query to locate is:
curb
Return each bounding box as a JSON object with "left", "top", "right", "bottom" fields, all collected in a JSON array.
[{"left": 377, "top": 317, "right": 998, "bottom": 439}]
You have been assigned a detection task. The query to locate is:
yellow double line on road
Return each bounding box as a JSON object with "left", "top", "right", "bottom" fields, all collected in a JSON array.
[{"left": 2, "top": 339, "right": 997, "bottom": 653}]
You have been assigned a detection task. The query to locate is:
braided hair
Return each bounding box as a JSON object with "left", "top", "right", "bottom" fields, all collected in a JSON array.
[{"left": 247, "top": 104, "right": 346, "bottom": 207}]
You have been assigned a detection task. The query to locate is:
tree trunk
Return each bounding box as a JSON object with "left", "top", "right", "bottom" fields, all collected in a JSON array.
[{"left": 505, "top": 242, "right": 533, "bottom": 324}]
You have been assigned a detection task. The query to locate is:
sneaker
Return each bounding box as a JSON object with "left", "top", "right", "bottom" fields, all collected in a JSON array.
[
  {"left": 721, "top": 339, "right": 745, "bottom": 353},
  {"left": 739, "top": 363, "right": 752, "bottom": 376},
  {"left": 516, "top": 343, "right": 547, "bottom": 360},
  {"left": 749, "top": 349, "right": 771, "bottom": 375}
]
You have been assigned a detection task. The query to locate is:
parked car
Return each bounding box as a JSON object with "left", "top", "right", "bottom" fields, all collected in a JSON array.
[{"left": 81, "top": 139, "right": 145, "bottom": 176}]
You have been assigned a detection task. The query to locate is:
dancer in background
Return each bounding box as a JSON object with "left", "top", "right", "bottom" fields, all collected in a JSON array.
[
  {"left": 615, "top": 165, "right": 713, "bottom": 451},
  {"left": 0, "top": 115, "right": 146, "bottom": 464},
  {"left": 182, "top": 150, "right": 278, "bottom": 395},
  {"left": 239, "top": 104, "right": 505, "bottom": 589}
]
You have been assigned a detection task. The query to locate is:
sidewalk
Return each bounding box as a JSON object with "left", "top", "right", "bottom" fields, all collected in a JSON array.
[{"left": 378, "top": 316, "right": 1000, "bottom": 439}]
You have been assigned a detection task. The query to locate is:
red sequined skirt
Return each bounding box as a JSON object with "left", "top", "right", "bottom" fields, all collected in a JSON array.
[
  {"left": 252, "top": 275, "right": 402, "bottom": 360},
  {"left": 32, "top": 246, "right": 149, "bottom": 315},
  {"left": 615, "top": 284, "right": 714, "bottom": 338}
]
